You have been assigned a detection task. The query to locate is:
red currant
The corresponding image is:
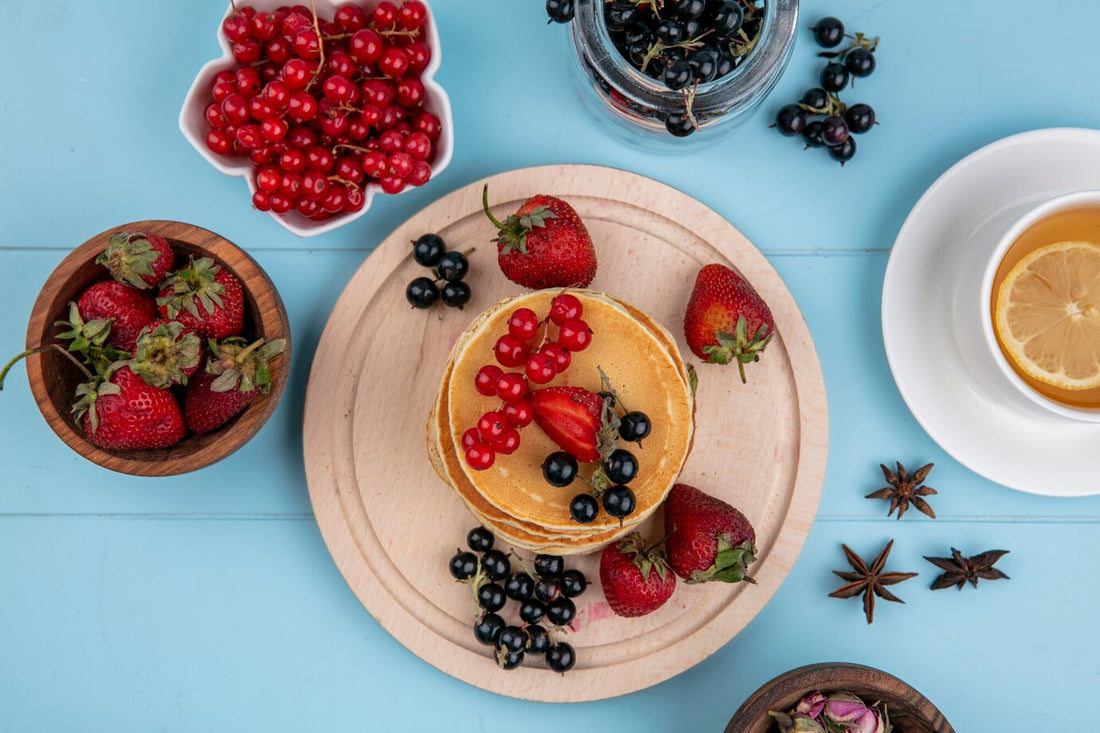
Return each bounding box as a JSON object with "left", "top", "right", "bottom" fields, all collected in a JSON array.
[
  {"left": 461, "top": 428, "right": 481, "bottom": 451},
  {"left": 477, "top": 411, "right": 508, "bottom": 442},
  {"left": 502, "top": 399, "right": 534, "bottom": 428},
  {"left": 398, "top": 1, "right": 428, "bottom": 30},
  {"left": 403, "top": 131, "right": 432, "bottom": 161},
  {"left": 248, "top": 95, "right": 277, "bottom": 121},
  {"left": 388, "top": 151, "right": 414, "bottom": 179},
  {"left": 297, "top": 197, "right": 323, "bottom": 218},
  {"left": 321, "top": 183, "right": 348, "bottom": 213},
  {"left": 408, "top": 160, "right": 432, "bottom": 187},
  {"left": 550, "top": 294, "right": 583, "bottom": 325},
  {"left": 235, "top": 66, "right": 262, "bottom": 96},
  {"left": 212, "top": 80, "right": 236, "bottom": 103},
  {"left": 323, "top": 75, "right": 357, "bottom": 104},
  {"left": 251, "top": 11, "right": 282, "bottom": 41},
  {"left": 372, "top": 2, "right": 399, "bottom": 28},
  {"left": 344, "top": 186, "right": 366, "bottom": 212},
  {"left": 262, "top": 80, "right": 290, "bottom": 108},
  {"left": 206, "top": 129, "right": 233, "bottom": 155},
  {"left": 280, "top": 171, "right": 303, "bottom": 198},
  {"left": 286, "top": 125, "right": 317, "bottom": 149},
  {"left": 507, "top": 308, "right": 540, "bottom": 341},
  {"left": 378, "top": 129, "right": 405, "bottom": 154},
  {"left": 252, "top": 190, "right": 272, "bottom": 211},
  {"left": 281, "top": 10, "right": 313, "bottom": 37},
  {"left": 319, "top": 112, "right": 349, "bottom": 137},
  {"left": 379, "top": 176, "right": 406, "bottom": 194},
  {"left": 232, "top": 38, "right": 262, "bottom": 64},
  {"left": 378, "top": 47, "right": 410, "bottom": 78},
  {"left": 235, "top": 123, "right": 263, "bottom": 151},
  {"left": 525, "top": 353, "right": 557, "bottom": 385},
  {"left": 490, "top": 427, "right": 521, "bottom": 455},
  {"left": 281, "top": 58, "right": 313, "bottom": 89},
  {"left": 377, "top": 105, "right": 405, "bottom": 131},
  {"left": 221, "top": 93, "right": 251, "bottom": 125},
  {"left": 260, "top": 116, "right": 288, "bottom": 142},
  {"left": 269, "top": 192, "right": 294, "bottom": 213},
  {"left": 362, "top": 151, "right": 389, "bottom": 178},
  {"left": 222, "top": 14, "right": 252, "bottom": 42},
  {"left": 495, "top": 373, "right": 528, "bottom": 402},
  {"left": 306, "top": 145, "right": 335, "bottom": 172},
  {"left": 349, "top": 28, "right": 384, "bottom": 65},
  {"left": 405, "top": 42, "right": 432, "bottom": 73},
  {"left": 326, "top": 50, "right": 357, "bottom": 78},
  {"left": 396, "top": 78, "right": 425, "bottom": 108},
  {"left": 256, "top": 165, "right": 282, "bottom": 193},
  {"left": 287, "top": 91, "right": 318, "bottom": 122},
  {"left": 335, "top": 3, "right": 368, "bottom": 32},
  {"left": 293, "top": 29, "right": 322, "bottom": 59},
  {"left": 494, "top": 335, "right": 529, "bottom": 367},
  {"left": 361, "top": 79, "right": 396, "bottom": 107},
  {"left": 540, "top": 342, "right": 572, "bottom": 372},
  {"left": 558, "top": 319, "right": 592, "bottom": 352},
  {"left": 300, "top": 170, "right": 329, "bottom": 200},
  {"left": 335, "top": 156, "right": 365, "bottom": 184},
  {"left": 465, "top": 442, "right": 495, "bottom": 471},
  {"left": 412, "top": 111, "right": 442, "bottom": 142},
  {"left": 279, "top": 148, "right": 306, "bottom": 173},
  {"left": 265, "top": 36, "right": 293, "bottom": 64},
  {"left": 475, "top": 365, "right": 504, "bottom": 396},
  {"left": 205, "top": 103, "right": 228, "bottom": 128}
]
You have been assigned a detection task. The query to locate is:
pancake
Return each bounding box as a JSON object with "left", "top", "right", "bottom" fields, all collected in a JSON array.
[{"left": 444, "top": 290, "right": 694, "bottom": 534}]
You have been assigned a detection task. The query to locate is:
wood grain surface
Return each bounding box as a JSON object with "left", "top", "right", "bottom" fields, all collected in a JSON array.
[
  {"left": 725, "top": 662, "right": 955, "bottom": 732},
  {"left": 24, "top": 220, "right": 291, "bottom": 476},
  {"left": 302, "top": 164, "right": 828, "bottom": 701}
]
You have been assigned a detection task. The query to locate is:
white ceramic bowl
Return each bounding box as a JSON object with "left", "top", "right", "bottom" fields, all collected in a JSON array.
[{"left": 179, "top": 0, "right": 454, "bottom": 237}]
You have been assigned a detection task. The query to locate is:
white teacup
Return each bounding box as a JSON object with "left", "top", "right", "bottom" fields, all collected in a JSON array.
[{"left": 954, "top": 189, "right": 1100, "bottom": 423}]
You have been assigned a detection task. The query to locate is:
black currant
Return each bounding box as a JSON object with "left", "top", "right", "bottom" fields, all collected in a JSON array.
[
  {"left": 821, "top": 116, "right": 850, "bottom": 147},
  {"left": 546, "top": 642, "right": 576, "bottom": 673},
  {"left": 449, "top": 551, "right": 478, "bottom": 581},
  {"left": 605, "top": 3, "right": 636, "bottom": 30},
  {"left": 689, "top": 49, "right": 717, "bottom": 83},
  {"left": 504, "top": 571, "right": 535, "bottom": 601},
  {"left": 618, "top": 411, "right": 651, "bottom": 442},
  {"left": 520, "top": 598, "right": 547, "bottom": 624},
  {"left": 546, "top": 0, "right": 574, "bottom": 23},
  {"left": 811, "top": 16, "right": 844, "bottom": 48},
  {"left": 570, "top": 493, "right": 599, "bottom": 524},
  {"left": 542, "top": 452, "right": 579, "bottom": 487},
  {"left": 676, "top": 0, "right": 706, "bottom": 18},
  {"left": 525, "top": 625, "right": 551, "bottom": 655},
  {"left": 441, "top": 281, "right": 471, "bottom": 309},
  {"left": 466, "top": 526, "right": 494, "bottom": 553},
  {"left": 545, "top": 597, "right": 577, "bottom": 627},
  {"left": 663, "top": 59, "right": 692, "bottom": 91},
  {"left": 474, "top": 612, "right": 505, "bottom": 645},
  {"left": 535, "top": 577, "right": 561, "bottom": 602},
  {"left": 480, "top": 549, "right": 511, "bottom": 581},
  {"left": 603, "top": 448, "right": 639, "bottom": 484},
  {"left": 802, "top": 120, "right": 826, "bottom": 148},
  {"left": 845, "top": 47, "right": 875, "bottom": 78},
  {"left": 405, "top": 277, "right": 438, "bottom": 309},
  {"left": 682, "top": 17, "right": 702, "bottom": 39},
  {"left": 844, "top": 103, "right": 875, "bottom": 134},
  {"left": 820, "top": 62, "right": 849, "bottom": 93},
  {"left": 497, "top": 625, "right": 528, "bottom": 654},
  {"left": 712, "top": 1, "right": 744, "bottom": 39},
  {"left": 665, "top": 111, "right": 695, "bottom": 137},
  {"left": 560, "top": 569, "right": 587, "bottom": 598},
  {"left": 603, "top": 485, "right": 637, "bottom": 520},
  {"left": 623, "top": 23, "right": 648, "bottom": 46},
  {"left": 497, "top": 649, "right": 525, "bottom": 670},
  {"left": 654, "top": 18, "right": 684, "bottom": 44},
  {"left": 435, "top": 251, "right": 469, "bottom": 282},
  {"left": 534, "top": 554, "right": 565, "bottom": 578},
  {"left": 799, "top": 87, "right": 829, "bottom": 111},
  {"left": 774, "top": 104, "right": 806, "bottom": 137},
  {"left": 714, "top": 50, "right": 735, "bottom": 78},
  {"left": 477, "top": 583, "right": 506, "bottom": 612},
  {"left": 828, "top": 136, "right": 857, "bottom": 165},
  {"left": 411, "top": 233, "right": 445, "bottom": 267}
]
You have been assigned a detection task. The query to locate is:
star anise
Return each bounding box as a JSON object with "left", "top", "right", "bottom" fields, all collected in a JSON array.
[
  {"left": 828, "top": 540, "right": 917, "bottom": 624},
  {"left": 924, "top": 548, "right": 1010, "bottom": 590},
  {"left": 865, "top": 461, "right": 937, "bottom": 519}
]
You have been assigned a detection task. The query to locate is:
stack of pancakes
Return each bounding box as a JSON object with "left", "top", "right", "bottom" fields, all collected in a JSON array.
[{"left": 428, "top": 290, "right": 694, "bottom": 555}]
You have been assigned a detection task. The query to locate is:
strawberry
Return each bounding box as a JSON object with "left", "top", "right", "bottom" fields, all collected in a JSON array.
[
  {"left": 528, "top": 386, "right": 603, "bottom": 462},
  {"left": 95, "top": 231, "right": 175, "bottom": 289},
  {"left": 130, "top": 320, "right": 202, "bottom": 388},
  {"left": 157, "top": 257, "right": 245, "bottom": 339},
  {"left": 482, "top": 185, "right": 597, "bottom": 290},
  {"left": 184, "top": 336, "right": 286, "bottom": 434},
  {"left": 73, "top": 365, "right": 185, "bottom": 450},
  {"left": 683, "top": 263, "right": 775, "bottom": 383},
  {"left": 664, "top": 483, "right": 757, "bottom": 584},
  {"left": 599, "top": 533, "right": 677, "bottom": 618},
  {"left": 77, "top": 280, "right": 158, "bottom": 353}
]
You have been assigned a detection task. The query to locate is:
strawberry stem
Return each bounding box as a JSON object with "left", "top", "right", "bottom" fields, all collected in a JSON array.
[
  {"left": 481, "top": 185, "right": 506, "bottom": 230},
  {"left": 0, "top": 343, "right": 93, "bottom": 390}
]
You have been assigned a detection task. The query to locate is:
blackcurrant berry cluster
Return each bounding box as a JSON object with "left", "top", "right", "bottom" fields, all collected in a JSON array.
[
  {"left": 451, "top": 528, "right": 584, "bottom": 673},
  {"left": 771, "top": 16, "right": 879, "bottom": 165},
  {"left": 405, "top": 233, "right": 472, "bottom": 309},
  {"left": 545, "top": 0, "right": 765, "bottom": 138}
]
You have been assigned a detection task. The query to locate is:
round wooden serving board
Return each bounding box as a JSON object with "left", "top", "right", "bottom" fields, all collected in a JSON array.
[{"left": 302, "top": 165, "right": 828, "bottom": 702}]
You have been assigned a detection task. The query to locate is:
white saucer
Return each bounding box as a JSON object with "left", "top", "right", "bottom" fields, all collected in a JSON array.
[{"left": 882, "top": 127, "right": 1100, "bottom": 497}]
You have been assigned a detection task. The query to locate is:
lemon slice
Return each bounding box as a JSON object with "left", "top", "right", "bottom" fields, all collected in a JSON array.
[{"left": 994, "top": 240, "right": 1100, "bottom": 389}]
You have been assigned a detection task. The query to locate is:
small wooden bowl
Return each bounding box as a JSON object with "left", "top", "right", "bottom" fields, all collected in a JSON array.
[
  {"left": 23, "top": 220, "right": 291, "bottom": 476},
  {"left": 726, "top": 662, "right": 954, "bottom": 733}
]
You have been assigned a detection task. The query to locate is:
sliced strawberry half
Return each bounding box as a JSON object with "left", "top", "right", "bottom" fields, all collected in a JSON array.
[{"left": 529, "top": 386, "right": 602, "bottom": 463}]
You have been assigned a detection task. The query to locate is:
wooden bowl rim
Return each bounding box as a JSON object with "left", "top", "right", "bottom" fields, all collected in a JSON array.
[
  {"left": 725, "top": 662, "right": 954, "bottom": 733},
  {"left": 24, "top": 219, "right": 291, "bottom": 476}
]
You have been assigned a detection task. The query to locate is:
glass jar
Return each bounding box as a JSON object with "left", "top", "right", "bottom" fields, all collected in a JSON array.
[{"left": 569, "top": 0, "right": 798, "bottom": 147}]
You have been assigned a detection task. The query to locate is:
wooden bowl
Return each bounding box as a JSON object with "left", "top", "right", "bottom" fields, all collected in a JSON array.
[
  {"left": 726, "top": 662, "right": 954, "bottom": 733},
  {"left": 23, "top": 220, "right": 291, "bottom": 476}
]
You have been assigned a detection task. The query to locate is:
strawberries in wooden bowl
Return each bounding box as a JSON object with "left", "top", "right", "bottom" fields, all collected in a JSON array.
[{"left": 5, "top": 220, "right": 291, "bottom": 475}]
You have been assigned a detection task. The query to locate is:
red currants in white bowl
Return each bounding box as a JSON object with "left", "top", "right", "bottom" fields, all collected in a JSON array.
[{"left": 179, "top": 1, "right": 454, "bottom": 237}]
